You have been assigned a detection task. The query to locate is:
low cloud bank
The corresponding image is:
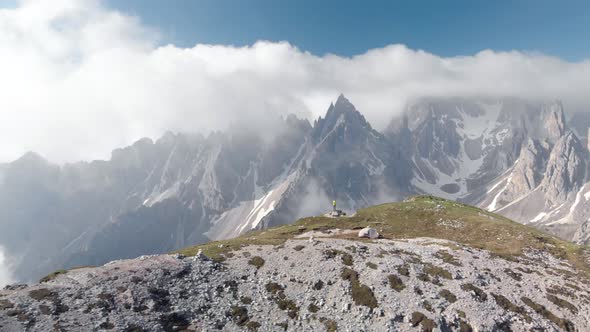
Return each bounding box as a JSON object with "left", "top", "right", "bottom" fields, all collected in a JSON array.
[
  {"left": 0, "top": 246, "right": 14, "bottom": 288},
  {"left": 2, "top": 0, "right": 590, "bottom": 163}
]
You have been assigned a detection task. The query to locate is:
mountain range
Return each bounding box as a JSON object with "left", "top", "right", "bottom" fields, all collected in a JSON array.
[{"left": 1, "top": 95, "right": 589, "bottom": 282}]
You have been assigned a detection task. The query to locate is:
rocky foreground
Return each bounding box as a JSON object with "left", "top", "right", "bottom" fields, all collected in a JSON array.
[{"left": 1, "top": 236, "right": 589, "bottom": 331}]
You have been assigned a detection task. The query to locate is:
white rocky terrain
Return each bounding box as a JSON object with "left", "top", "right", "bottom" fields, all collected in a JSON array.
[{"left": 1, "top": 237, "right": 588, "bottom": 331}]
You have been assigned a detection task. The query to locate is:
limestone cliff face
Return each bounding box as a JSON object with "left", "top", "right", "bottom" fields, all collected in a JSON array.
[
  {"left": 573, "top": 220, "right": 590, "bottom": 245},
  {"left": 541, "top": 101, "right": 566, "bottom": 143},
  {"left": 501, "top": 139, "right": 549, "bottom": 203},
  {"left": 485, "top": 130, "right": 590, "bottom": 244},
  {"left": 541, "top": 132, "right": 587, "bottom": 205}
]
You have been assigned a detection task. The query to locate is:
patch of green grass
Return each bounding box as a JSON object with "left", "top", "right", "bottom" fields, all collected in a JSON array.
[
  {"left": 341, "top": 253, "right": 354, "bottom": 266},
  {"left": 546, "top": 294, "right": 578, "bottom": 314},
  {"left": 366, "top": 262, "right": 378, "bottom": 269},
  {"left": 547, "top": 285, "right": 577, "bottom": 299},
  {"left": 461, "top": 283, "right": 487, "bottom": 302},
  {"left": 293, "top": 245, "right": 305, "bottom": 251},
  {"left": 414, "top": 286, "right": 423, "bottom": 295},
  {"left": 277, "top": 298, "right": 299, "bottom": 318},
  {"left": 248, "top": 256, "right": 265, "bottom": 269},
  {"left": 397, "top": 265, "right": 410, "bottom": 276},
  {"left": 265, "top": 282, "right": 284, "bottom": 295},
  {"left": 345, "top": 245, "right": 357, "bottom": 253},
  {"left": 410, "top": 311, "right": 436, "bottom": 331},
  {"left": 229, "top": 305, "right": 249, "bottom": 326},
  {"left": 321, "top": 318, "right": 338, "bottom": 332},
  {"left": 240, "top": 296, "right": 253, "bottom": 305},
  {"left": 308, "top": 303, "right": 320, "bottom": 313},
  {"left": 341, "top": 268, "right": 378, "bottom": 309},
  {"left": 565, "top": 282, "right": 583, "bottom": 292},
  {"left": 276, "top": 322, "right": 288, "bottom": 331},
  {"left": 387, "top": 274, "right": 405, "bottom": 292},
  {"left": 439, "top": 289, "right": 457, "bottom": 303},
  {"left": 491, "top": 293, "right": 531, "bottom": 322},
  {"left": 29, "top": 288, "right": 56, "bottom": 301},
  {"left": 246, "top": 321, "right": 261, "bottom": 331},
  {"left": 173, "top": 195, "right": 590, "bottom": 278},
  {"left": 0, "top": 299, "right": 14, "bottom": 310},
  {"left": 434, "top": 251, "right": 462, "bottom": 266},
  {"left": 417, "top": 273, "right": 430, "bottom": 283},
  {"left": 39, "top": 269, "right": 67, "bottom": 283},
  {"left": 424, "top": 264, "right": 452, "bottom": 280},
  {"left": 521, "top": 297, "right": 575, "bottom": 331},
  {"left": 459, "top": 320, "right": 472, "bottom": 332},
  {"left": 264, "top": 282, "right": 298, "bottom": 319},
  {"left": 504, "top": 268, "right": 522, "bottom": 281},
  {"left": 312, "top": 280, "right": 324, "bottom": 290},
  {"left": 323, "top": 249, "right": 353, "bottom": 266}
]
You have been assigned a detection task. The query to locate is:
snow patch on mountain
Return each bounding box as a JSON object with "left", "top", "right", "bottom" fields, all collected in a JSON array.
[
  {"left": 143, "top": 182, "right": 181, "bottom": 207},
  {"left": 530, "top": 212, "right": 547, "bottom": 223},
  {"left": 487, "top": 172, "right": 513, "bottom": 211},
  {"left": 412, "top": 101, "right": 508, "bottom": 200},
  {"left": 550, "top": 183, "right": 590, "bottom": 225},
  {"left": 456, "top": 101, "right": 502, "bottom": 141},
  {"left": 207, "top": 172, "right": 297, "bottom": 240}
]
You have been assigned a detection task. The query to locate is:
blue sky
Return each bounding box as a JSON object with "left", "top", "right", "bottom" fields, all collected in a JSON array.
[{"left": 104, "top": 0, "right": 590, "bottom": 61}]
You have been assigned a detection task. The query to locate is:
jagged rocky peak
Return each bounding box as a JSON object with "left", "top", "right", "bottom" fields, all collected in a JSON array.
[
  {"left": 502, "top": 138, "right": 549, "bottom": 202},
  {"left": 333, "top": 93, "right": 359, "bottom": 114},
  {"left": 12, "top": 151, "right": 48, "bottom": 166},
  {"left": 313, "top": 94, "right": 371, "bottom": 140},
  {"left": 3, "top": 151, "right": 58, "bottom": 185},
  {"left": 284, "top": 113, "right": 312, "bottom": 130},
  {"left": 541, "top": 131, "right": 587, "bottom": 205},
  {"left": 110, "top": 137, "right": 156, "bottom": 168},
  {"left": 541, "top": 100, "right": 566, "bottom": 142}
]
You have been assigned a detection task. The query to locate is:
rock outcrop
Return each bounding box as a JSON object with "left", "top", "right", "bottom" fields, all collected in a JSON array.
[
  {"left": 1, "top": 237, "right": 589, "bottom": 332},
  {"left": 541, "top": 132, "right": 587, "bottom": 205}
]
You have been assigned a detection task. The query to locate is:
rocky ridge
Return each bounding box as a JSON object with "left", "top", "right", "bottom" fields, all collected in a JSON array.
[
  {"left": 2, "top": 196, "right": 589, "bottom": 331},
  {"left": 1, "top": 238, "right": 588, "bottom": 331}
]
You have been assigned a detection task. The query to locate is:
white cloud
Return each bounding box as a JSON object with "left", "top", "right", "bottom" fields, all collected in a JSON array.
[
  {"left": 0, "top": 246, "right": 14, "bottom": 288},
  {"left": 1, "top": 0, "right": 590, "bottom": 163}
]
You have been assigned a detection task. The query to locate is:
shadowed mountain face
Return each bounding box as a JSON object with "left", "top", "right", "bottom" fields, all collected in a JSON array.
[{"left": 1, "top": 95, "right": 589, "bottom": 282}]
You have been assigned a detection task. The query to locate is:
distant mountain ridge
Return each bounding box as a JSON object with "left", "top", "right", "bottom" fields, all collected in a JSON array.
[{"left": 1, "top": 94, "right": 589, "bottom": 282}]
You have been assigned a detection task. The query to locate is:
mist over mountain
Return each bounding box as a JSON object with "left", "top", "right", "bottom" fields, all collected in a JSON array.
[
  {"left": 1, "top": 94, "right": 589, "bottom": 285},
  {"left": 0, "top": 247, "right": 14, "bottom": 288}
]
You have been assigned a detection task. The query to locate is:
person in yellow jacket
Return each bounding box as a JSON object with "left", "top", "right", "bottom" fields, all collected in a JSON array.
[{"left": 332, "top": 200, "right": 337, "bottom": 212}]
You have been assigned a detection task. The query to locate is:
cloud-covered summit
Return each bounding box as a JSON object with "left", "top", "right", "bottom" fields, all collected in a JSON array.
[{"left": 2, "top": 0, "right": 590, "bottom": 163}]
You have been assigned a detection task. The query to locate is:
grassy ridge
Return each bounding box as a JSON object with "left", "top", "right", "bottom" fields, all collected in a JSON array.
[{"left": 176, "top": 195, "right": 589, "bottom": 276}]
